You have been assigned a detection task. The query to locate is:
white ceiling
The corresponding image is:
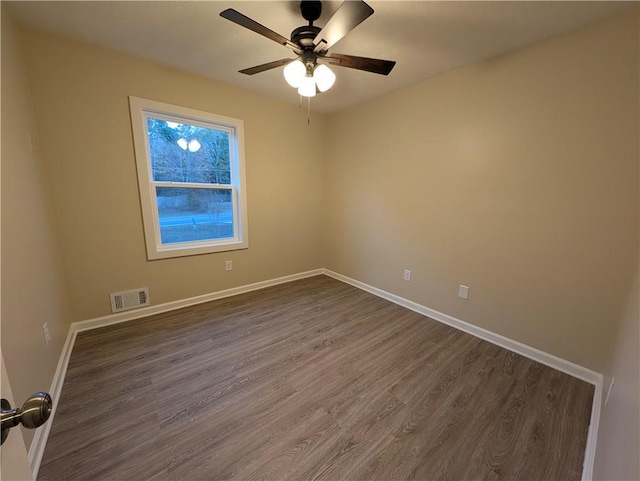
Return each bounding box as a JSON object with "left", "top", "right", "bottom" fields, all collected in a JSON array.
[{"left": 5, "top": 1, "right": 633, "bottom": 113}]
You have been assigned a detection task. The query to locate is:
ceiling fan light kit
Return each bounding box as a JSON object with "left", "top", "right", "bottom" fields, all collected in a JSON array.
[
  {"left": 298, "top": 75, "right": 317, "bottom": 98},
  {"left": 283, "top": 59, "right": 306, "bottom": 88},
  {"left": 284, "top": 59, "right": 336, "bottom": 96},
  {"left": 313, "top": 64, "right": 336, "bottom": 93},
  {"left": 220, "top": 0, "right": 396, "bottom": 104}
]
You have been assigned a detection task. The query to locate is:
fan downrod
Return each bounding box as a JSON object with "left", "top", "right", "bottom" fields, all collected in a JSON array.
[
  {"left": 300, "top": 1, "right": 322, "bottom": 25},
  {"left": 293, "top": 1, "right": 322, "bottom": 48}
]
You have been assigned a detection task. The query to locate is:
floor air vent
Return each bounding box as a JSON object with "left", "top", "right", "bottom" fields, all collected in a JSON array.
[{"left": 110, "top": 288, "right": 150, "bottom": 313}]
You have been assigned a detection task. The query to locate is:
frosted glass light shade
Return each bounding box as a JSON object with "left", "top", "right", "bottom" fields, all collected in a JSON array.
[
  {"left": 313, "top": 64, "right": 336, "bottom": 92},
  {"left": 283, "top": 59, "right": 306, "bottom": 88},
  {"left": 298, "top": 76, "right": 316, "bottom": 97}
]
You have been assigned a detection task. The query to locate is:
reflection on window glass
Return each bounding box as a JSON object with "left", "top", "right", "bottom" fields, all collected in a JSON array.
[
  {"left": 130, "top": 96, "right": 247, "bottom": 259},
  {"left": 147, "top": 118, "right": 231, "bottom": 184},
  {"left": 156, "top": 187, "right": 234, "bottom": 244}
]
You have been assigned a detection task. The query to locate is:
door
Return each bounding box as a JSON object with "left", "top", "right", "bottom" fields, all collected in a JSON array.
[{"left": 0, "top": 351, "right": 33, "bottom": 481}]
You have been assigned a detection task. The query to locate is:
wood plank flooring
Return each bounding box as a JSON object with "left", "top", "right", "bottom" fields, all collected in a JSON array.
[{"left": 37, "top": 275, "right": 594, "bottom": 480}]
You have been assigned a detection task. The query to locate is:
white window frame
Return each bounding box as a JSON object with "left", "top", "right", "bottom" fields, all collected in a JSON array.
[{"left": 129, "top": 96, "right": 248, "bottom": 260}]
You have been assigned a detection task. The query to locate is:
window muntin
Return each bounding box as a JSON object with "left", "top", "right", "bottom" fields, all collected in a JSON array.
[{"left": 129, "top": 97, "right": 248, "bottom": 259}]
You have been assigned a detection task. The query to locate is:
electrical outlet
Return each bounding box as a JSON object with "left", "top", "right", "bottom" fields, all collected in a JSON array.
[
  {"left": 458, "top": 285, "right": 469, "bottom": 300},
  {"left": 225, "top": 260, "right": 233, "bottom": 271},
  {"left": 403, "top": 269, "right": 411, "bottom": 281},
  {"left": 42, "top": 322, "right": 51, "bottom": 346}
]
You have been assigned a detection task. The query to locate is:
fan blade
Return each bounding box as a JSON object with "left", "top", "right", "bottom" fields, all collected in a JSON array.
[
  {"left": 239, "top": 58, "right": 294, "bottom": 75},
  {"left": 325, "top": 53, "right": 396, "bottom": 75},
  {"left": 313, "top": 0, "right": 374, "bottom": 53},
  {"left": 220, "top": 9, "right": 301, "bottom": 54}
]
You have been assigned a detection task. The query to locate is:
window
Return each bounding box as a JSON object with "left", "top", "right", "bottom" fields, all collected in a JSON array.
[{"left": 129, "top": 97, "right": 248, "bottom": 260}]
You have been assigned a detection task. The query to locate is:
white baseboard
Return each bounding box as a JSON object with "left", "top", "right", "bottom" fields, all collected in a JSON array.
[
  {"left": 321, "top": 269, "right": 601, "bottom": 384},
  {"left": 28, "top": 323, "right": 78, "bottom": 479},
  {"left": 73, "top": 269, "right": 324, "bottom": 333},
  {"left": 582, "top": 381, "right": 603, "bottom": 481},
  {"left": 27, "top": 269, "right": 322, "bottom": 477},
  {"left": 321, "top": 269, "right": 603, "bottom": 481},
  {"left": 30, "top": 267, "right": 602, "bottom": 480}
]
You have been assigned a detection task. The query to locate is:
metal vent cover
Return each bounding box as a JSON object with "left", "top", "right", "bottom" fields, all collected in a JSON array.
[{"left": 110, "top": 288, "right": 150, "bottom": 313}]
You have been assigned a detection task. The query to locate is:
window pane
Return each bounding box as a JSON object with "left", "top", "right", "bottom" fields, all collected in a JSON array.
[
  {"left": 156, "top": 187, "right": 234, "bottom": 244},
  {"left": 147, "top": 117, "right": 231, "bottom": 184}
]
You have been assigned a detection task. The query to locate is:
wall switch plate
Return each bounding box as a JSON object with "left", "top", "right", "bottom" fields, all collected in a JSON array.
[
  {"left": 458, "top": 285, "right": 469, "bottom": 300},
  {"left": 403, "top": 269, "right": 411, "bottom": 281},
  {"left": 42, "top": 322, "right": 51, "bottom": 346},
  {"left": 225, "top": 260, "right": 233, "bottom": 271}
]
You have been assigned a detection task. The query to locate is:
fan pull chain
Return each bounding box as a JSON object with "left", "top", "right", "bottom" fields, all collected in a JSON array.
[{"left": 297, "top": 94, "right": 311, "bottom": 125}]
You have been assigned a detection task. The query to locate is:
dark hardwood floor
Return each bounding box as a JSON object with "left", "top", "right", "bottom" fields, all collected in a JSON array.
[{"left": 37, "top": 275, "right": 594, "bottom": 480}]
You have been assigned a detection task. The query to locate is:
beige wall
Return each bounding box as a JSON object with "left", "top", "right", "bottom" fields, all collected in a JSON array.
[
  {"left": 593, "top": 272, "right": 639, "bottom": 480},
  {"left": 19, "top": 28, "right": 327, "bottom": 321},
  {"left": 594, "top": 12, "right": 640, "bottom": 473},
  {"left": 4, "top": 5, "right": 639, "bottom": 468},
  {"left": 1, "top": 11, "right": 71, "bottom": 450},
  {"left": 323, "top": 10, "right": 639, "bottom": 372}
]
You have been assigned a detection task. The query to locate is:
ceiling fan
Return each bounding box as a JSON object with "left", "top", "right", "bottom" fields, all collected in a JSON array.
[{"left": 220, "top": 0, "right": 396, "bottom": 98}]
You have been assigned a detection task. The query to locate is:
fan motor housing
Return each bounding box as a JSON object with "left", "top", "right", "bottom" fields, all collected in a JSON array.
[{"left": 291, "top": 25, "right": 321, "bottom": 49}]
